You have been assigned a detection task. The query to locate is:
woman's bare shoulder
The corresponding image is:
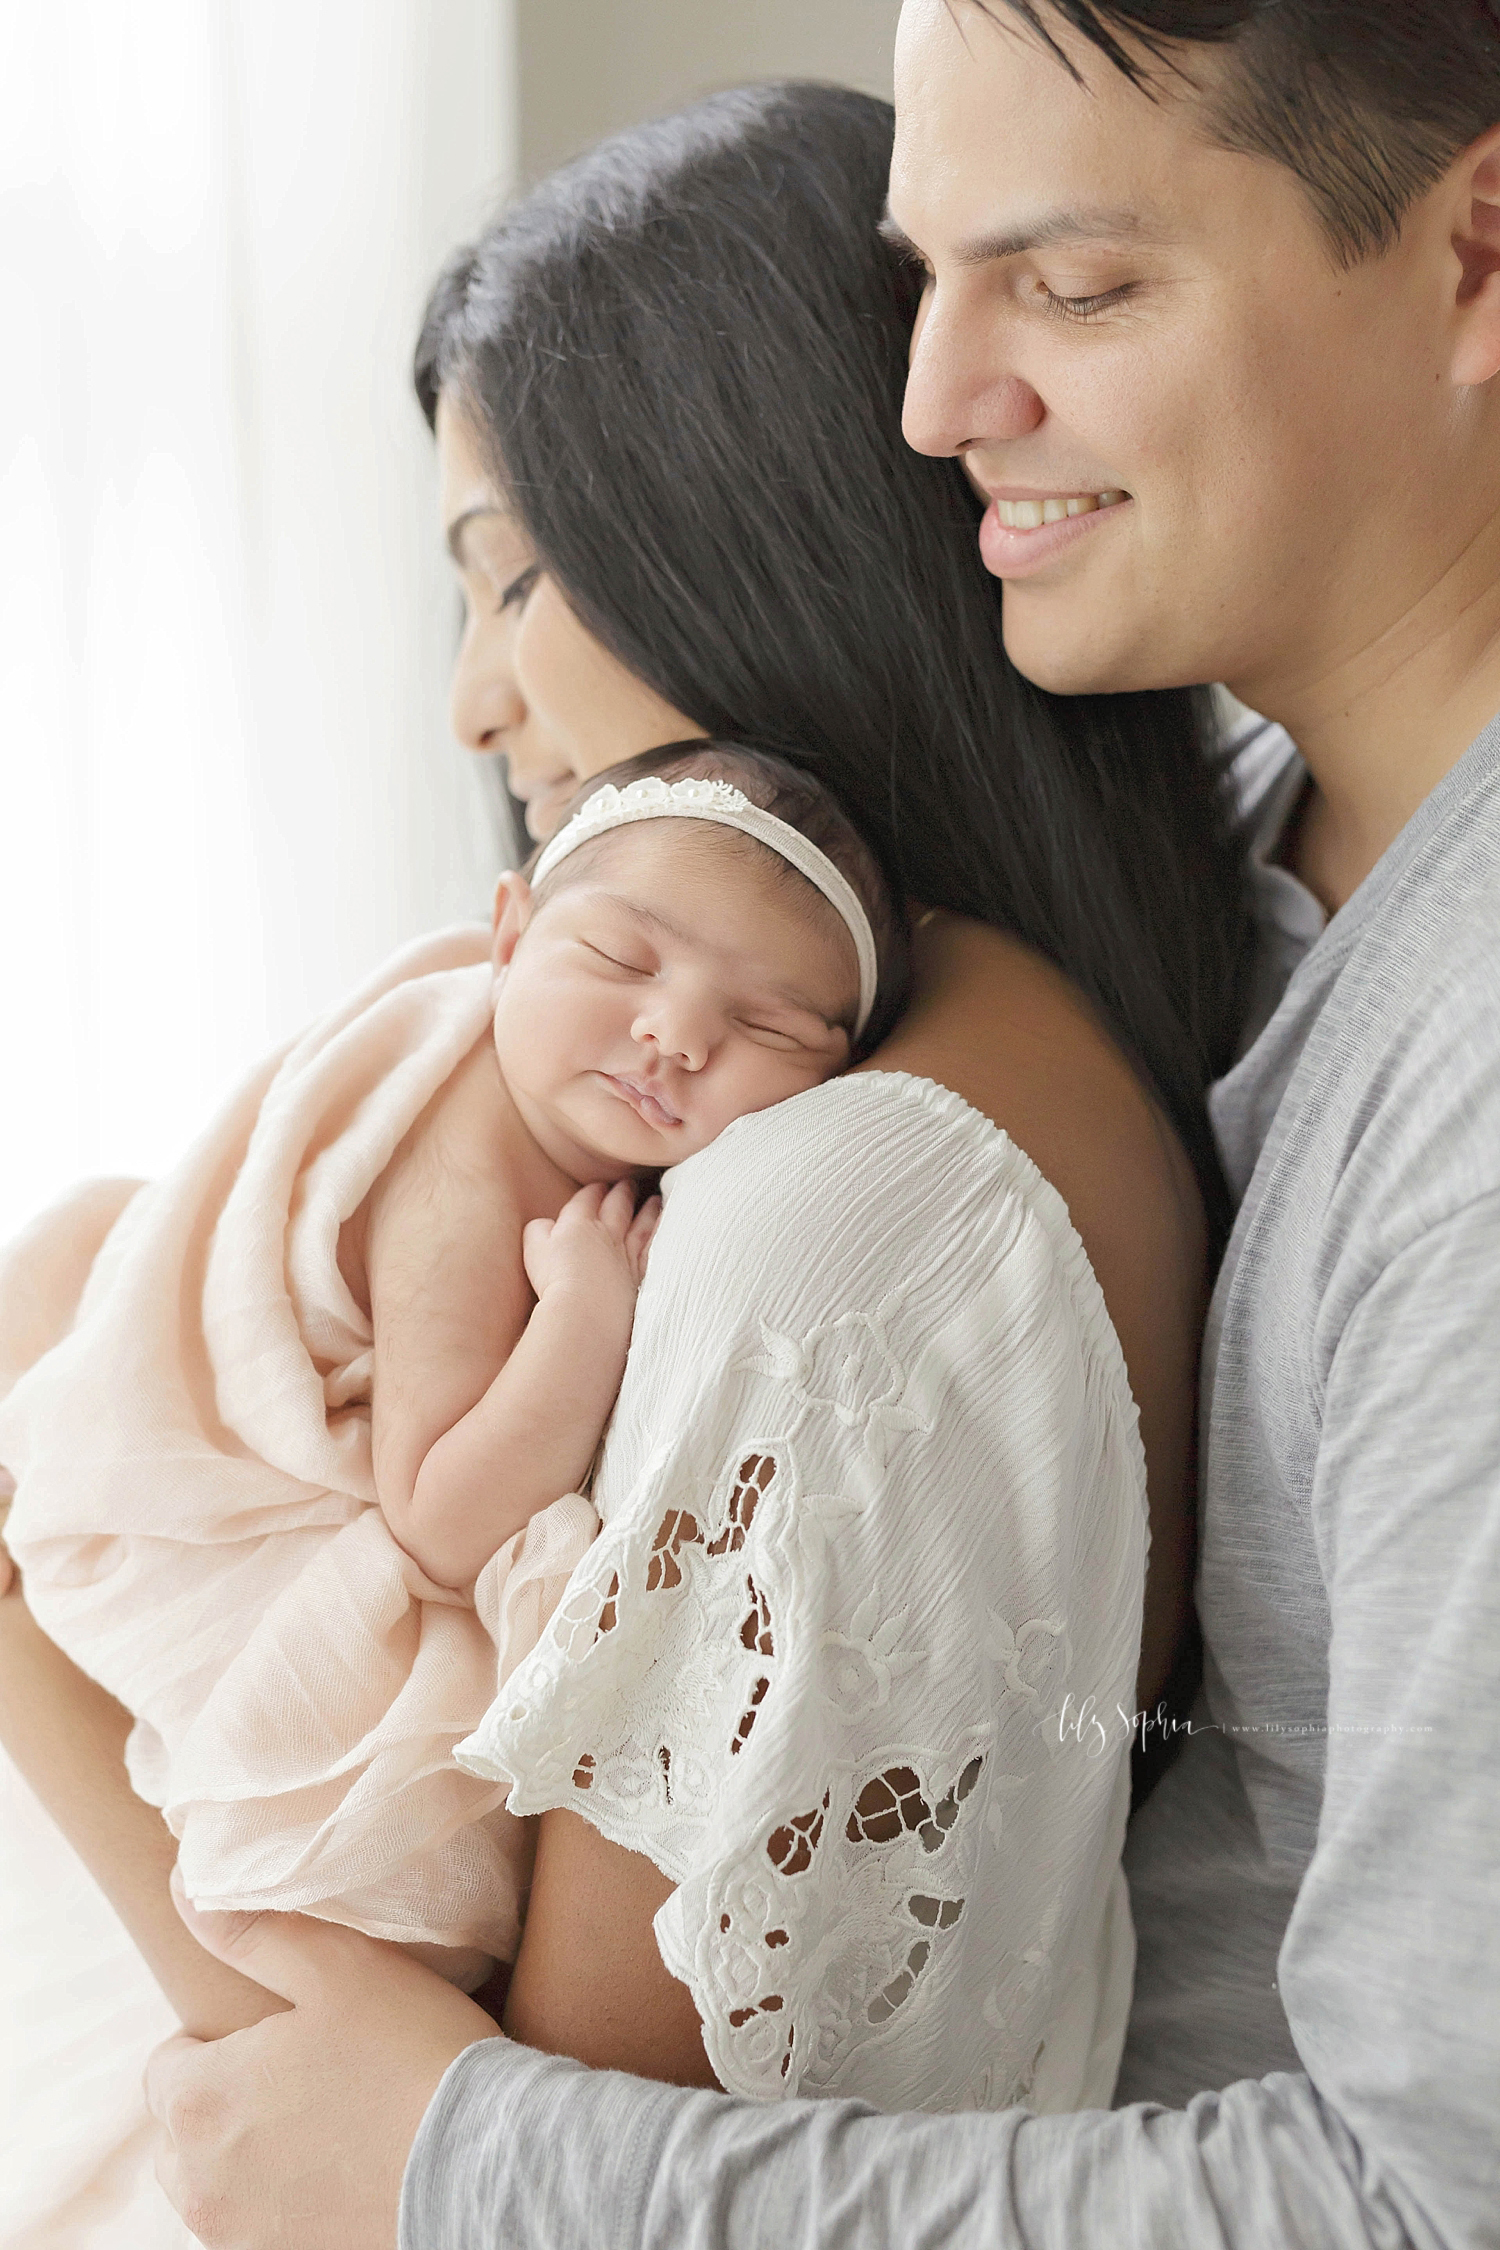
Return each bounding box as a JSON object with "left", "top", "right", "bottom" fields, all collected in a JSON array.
[{"left": 865, "top": 911, "right": 1204, "bottom": 1298}]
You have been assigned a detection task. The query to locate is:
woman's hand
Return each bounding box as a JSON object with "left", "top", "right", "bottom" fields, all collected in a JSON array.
[{"left": 145, "top": 1893, "right": 501, "bottom": 2249}]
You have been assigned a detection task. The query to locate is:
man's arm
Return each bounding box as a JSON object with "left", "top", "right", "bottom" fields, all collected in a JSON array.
[{"left": 402, "top": 2045, "right": 1387, "bottom": 2250}]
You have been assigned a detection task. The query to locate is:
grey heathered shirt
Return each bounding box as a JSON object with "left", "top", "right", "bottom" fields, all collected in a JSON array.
[{"left": 401, "top": 716, "right": 1500, "bottom": 2250}]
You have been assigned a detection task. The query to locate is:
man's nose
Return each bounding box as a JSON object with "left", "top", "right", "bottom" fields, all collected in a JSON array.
[
  {"left": 449, "top": 622, "right": 526, "bottom": 755},
  {"left": 902, "top": 287, "right": 1045, "bottom": 461}
]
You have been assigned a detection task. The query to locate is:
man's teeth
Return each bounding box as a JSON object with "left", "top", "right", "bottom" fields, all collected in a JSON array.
[{"left": 995, "top": 491, "right": 1127, "bottom": 530}]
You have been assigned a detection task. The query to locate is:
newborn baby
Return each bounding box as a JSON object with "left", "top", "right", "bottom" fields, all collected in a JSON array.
[
  {"left": 0, "top": 742, "right": 906, "bottom": 1985},
  {"left": 370, "top": 749, "right": 887, "bottom": 1595}
]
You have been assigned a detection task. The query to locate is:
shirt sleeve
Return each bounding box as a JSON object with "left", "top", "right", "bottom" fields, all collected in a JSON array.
[
  {"left": 400, "top": 1195, "right": 1500, "bottom": 2250},
  {"left": 400, "top": 2042, "right": 1394, "bottom": 2250},
  {"left": 452, "top": 1070, "right": 1147, "bottom": 2117}
]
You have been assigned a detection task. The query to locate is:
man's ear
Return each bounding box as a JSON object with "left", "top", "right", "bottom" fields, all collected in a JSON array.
[
  {"left": 1450, "top": 124, "right": 1500, "bottom": 385},
  {"left": 492, "top": 869, "right": 535, "bottom": 973}
]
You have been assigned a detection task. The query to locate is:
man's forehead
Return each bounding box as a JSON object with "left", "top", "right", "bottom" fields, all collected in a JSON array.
[{"left": 891, "top": 0, "right": 1202, "bottom": 254}]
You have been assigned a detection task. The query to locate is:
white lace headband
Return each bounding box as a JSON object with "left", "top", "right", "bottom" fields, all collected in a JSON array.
[{"left": 531, "top": 775, "right": 879, "bottom": 1039}]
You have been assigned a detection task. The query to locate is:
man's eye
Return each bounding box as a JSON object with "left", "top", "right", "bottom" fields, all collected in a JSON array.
[{"left": 1035, "top": 281, "right": 1134, "bottom": 323}]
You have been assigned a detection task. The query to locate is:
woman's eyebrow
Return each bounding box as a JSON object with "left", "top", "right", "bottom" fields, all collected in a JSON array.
[{"left": 445, "top": 506, "right": 503, "bottom": 567}]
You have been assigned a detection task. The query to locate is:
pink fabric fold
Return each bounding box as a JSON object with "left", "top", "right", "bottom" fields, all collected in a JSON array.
[{"left": 0, "top": 927, "right": 598, "bottom": 1963}]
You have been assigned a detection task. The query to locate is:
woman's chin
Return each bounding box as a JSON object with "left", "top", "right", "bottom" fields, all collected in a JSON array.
[{"left": 523, "top": 781, "right": 585, "bottom": 841}]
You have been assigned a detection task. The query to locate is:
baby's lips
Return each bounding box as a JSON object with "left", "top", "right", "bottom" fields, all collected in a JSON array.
[{"left": 608, "top": 1072, "right": 683, "bottom": 1129}]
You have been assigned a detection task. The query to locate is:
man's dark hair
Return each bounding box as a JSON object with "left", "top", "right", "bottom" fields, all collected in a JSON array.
[
  {"left": 417, "top": 83, "right": 1252, "bottom": 1241},
  {"left": 973, "top": 2, "right": 1500, "bottom": 265}
]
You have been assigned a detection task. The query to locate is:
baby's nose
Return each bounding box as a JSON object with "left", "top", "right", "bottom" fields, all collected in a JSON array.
[{"left": 632, "top": 995, "right": 713, "bottom": 1072}]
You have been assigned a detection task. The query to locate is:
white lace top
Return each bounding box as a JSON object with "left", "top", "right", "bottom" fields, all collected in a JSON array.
[{"left": 457, "top": 1071, "right": 1147, "bottom": 2115}]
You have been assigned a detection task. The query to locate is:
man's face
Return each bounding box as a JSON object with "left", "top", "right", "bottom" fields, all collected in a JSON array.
[{"left": 890, "top": 0, "right": 1458, "bottom": 707}]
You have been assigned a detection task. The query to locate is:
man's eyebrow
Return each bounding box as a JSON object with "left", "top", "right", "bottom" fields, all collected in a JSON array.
[{"left": 881, "top": 203, "right": 1160, "bottom": 269}]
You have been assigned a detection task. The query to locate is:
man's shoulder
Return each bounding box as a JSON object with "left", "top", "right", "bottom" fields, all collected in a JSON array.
[
  {"left": 1331, "top": 742, "right": 1500, "bottom": 1111},
  {"left": 1240, "top": 769, "right": 1500, "bottom": 1293},
  {"left": 1214, "top": 722, "right": 1500, "bottom": 1282}
]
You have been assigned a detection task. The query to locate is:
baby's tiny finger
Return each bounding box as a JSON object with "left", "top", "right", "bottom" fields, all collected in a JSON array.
[
  {"left": 628, "top": 1194, "right": 662, "bottom": 1244},
  {"left": 600, "top": 1178, "right": 636, "bottom": 1234},
  {"left": 626, "top": 1196, "right": 661, "bottom": 1274},
  {"left": 559, "top": 1184, "right": 604, "bottom": 1233}
]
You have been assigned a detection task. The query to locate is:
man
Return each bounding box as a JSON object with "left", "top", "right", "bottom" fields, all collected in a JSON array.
[{"left": 148, "top": 5, "right": 1500, "bottom": 2242}]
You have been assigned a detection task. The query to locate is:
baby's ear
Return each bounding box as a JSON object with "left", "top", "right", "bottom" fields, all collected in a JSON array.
[{"left": 492, "top": 870, "right": 534, "bottom": 972}]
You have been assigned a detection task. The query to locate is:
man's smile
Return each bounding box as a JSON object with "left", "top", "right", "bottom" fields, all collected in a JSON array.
[
  {"left": 988, "top": 487, "right": 1128, "bottom": 529},
  {"left": 977, "top": 487, "right": 1133, "bottom": 578}
]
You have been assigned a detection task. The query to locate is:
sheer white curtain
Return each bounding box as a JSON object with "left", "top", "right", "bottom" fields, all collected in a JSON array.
[{"left": 0, "top": 0, "right": 514, "bottom": 1246}]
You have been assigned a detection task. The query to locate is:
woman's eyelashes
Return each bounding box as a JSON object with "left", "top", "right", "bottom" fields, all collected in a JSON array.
[
  {"left": 498, "top": 562, "right": 542, "bottom": 612},
  {"left": 458, "top": 554, "right": 540, "bottom": 616}
]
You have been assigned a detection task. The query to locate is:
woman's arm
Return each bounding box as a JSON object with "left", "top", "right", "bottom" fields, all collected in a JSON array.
[{"left": 503, "top": 1809, "right": 718, "bottom": 2086}]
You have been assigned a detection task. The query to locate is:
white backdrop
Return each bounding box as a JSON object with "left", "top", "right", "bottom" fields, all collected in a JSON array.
[
  {"left": 0, "top": 11, "right": 915, "bottom": 2241},
  {"left": 516, "top": 0, "right": 897, "bottom": 179},
  {"left": 0, "top": 0, "right": 514, "bottom": 1245}
]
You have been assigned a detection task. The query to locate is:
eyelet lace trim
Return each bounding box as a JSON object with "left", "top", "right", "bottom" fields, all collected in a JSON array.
[{"left": 456, "top": 1070, "right": 1148, "bottom": 2112}]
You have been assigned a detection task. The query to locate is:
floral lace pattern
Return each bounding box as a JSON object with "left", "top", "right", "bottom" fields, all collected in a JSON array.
[{"left": 457, "top": 1072, "right": 1148, "bottom": 2114}]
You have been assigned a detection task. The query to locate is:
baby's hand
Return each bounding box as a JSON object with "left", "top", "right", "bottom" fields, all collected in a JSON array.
[{"left": 522, "top": 1181, "right": 661, "bottom": 1317}]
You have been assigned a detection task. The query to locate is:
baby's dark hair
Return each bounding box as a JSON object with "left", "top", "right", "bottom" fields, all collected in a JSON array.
[{"left": 526, "top": 741, "right": 911, "bottom": 1056}]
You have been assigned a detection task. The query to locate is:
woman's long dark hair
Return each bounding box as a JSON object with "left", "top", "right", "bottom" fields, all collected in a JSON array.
[{"left": 416, "top": 82, "right": 1251, "bottom": 1242}]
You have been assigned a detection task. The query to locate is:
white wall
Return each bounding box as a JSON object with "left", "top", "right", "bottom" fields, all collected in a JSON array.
[
  {"left": 0, "top": 2, "right": 902, "bottom": 1246},
  {"left": 516, "top": 0, "right": 900, "bottom": 181},
  {"left": 0, "top": 0, "right": 514, "bottom": 1241}
]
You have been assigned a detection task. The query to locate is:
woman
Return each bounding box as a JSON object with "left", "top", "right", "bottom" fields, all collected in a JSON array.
[{"left": 0, "top": 78, "right": 1247, "bottom": 2182}]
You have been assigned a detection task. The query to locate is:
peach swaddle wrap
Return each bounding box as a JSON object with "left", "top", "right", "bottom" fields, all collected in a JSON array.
[{"left": 0, "top": 926, "right": 598, "bottom": 1963}]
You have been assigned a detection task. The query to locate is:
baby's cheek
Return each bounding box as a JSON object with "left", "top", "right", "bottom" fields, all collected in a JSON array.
[
  {"left": 726, "top": 1054, "right": 825, "bottom": 1129},
  {"left": 495, "top": 976, "right": 577, "bottom": 1089}
]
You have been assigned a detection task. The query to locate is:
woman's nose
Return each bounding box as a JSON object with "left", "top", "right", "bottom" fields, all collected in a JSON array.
[
  {"left": 902, "top": 285, "right": 1045, "bottom": 462},
  {"left": 449, "top": 617, "right": 526, "bottom": 755}
]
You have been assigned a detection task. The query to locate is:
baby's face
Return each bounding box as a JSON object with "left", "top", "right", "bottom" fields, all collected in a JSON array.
[{"left": 491, "top": 823, "right": 858, "bottom": 1178}]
